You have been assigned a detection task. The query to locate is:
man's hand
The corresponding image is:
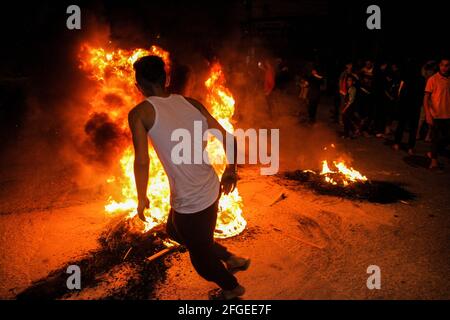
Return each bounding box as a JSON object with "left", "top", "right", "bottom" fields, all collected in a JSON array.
[
  {"left": 137, "top": 197, "right": 150, "bottom": 222},
  {"left": 220, "top": 166, "right": 237, "bottom": 195}
]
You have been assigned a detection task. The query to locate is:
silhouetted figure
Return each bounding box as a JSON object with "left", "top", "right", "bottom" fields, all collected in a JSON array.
[
  {"left": 337, "top": 62, "right": 358, "bottom": 124},
  {"left": 393, "top": 61, "right": 425, "bottom": 154},
  {"left": 306, "top": 67, "right": 324, "bottom": 124},
  {"left": 342, "top": 76, "right": 359, "bottom": 138}
]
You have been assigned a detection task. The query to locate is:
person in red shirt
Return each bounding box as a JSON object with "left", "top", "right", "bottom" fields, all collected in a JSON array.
[
  {"left": 424, "top": 57, "right": 450, "bottom": 169},
  {"left": 261, "top": 59, "right": 275, "bottom": 117}
]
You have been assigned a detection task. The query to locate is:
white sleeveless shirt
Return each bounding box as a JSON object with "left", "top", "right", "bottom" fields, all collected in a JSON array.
[{"left": 146, "top": 94, "right": 220, "bottom": 214}]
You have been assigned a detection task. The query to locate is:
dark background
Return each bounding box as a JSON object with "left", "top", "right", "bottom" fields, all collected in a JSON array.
[{"left": 0, "top": 0, "right": 448, "bottom": 150}]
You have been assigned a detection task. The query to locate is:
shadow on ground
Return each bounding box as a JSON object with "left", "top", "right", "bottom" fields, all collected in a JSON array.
[{"left": 403, "top": 155, "right": 431, "bottom": 169}]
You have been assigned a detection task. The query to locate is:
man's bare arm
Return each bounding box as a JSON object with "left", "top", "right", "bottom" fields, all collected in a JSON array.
[
  {"left": 128, "top": 106, "right": 150, "bottom": 221},
  {"left": 423, "top": 92, "right": 433, "bottom": 125}
]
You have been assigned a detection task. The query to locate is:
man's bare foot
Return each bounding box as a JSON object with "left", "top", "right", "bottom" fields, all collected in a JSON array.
[
  {"left": 392, "top": 144, "right": 400, "bottom": 151},
  {"left": 407, "top": 148, "right": 414, "bottom": 156}
]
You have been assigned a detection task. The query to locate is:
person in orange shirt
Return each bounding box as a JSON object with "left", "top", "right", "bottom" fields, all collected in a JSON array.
[{"left": 424, "top": 57, "right": 450, "bottom": 169}]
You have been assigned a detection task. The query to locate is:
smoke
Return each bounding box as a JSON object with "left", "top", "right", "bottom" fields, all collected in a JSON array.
[
  {"left": 158, "top": 33, "right": 346, "bottom": 175},
  {"left": 233, "top": 87, "right": 339, "bottom": 172},
  {"left": 6, "top": 9, "right": 126, "bottom": 191},
  {"left": 60, "top": 17, "right": 133, "bottom": 188},
  {"left": 1, "top": 3, "right": 344, "bottom": 205},
  {"left": 202, "top": 41, "right": 341, "bottom": 174},
  {"left": 82, "top": 112, "right": 127, "bottom": 165},
  {"left": 0, "top": 3, "right": 329, "bottom": 217}
]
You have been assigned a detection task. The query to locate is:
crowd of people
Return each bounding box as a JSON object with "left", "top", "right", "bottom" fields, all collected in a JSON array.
[
  {"left": 172, "top": 53, "right": 449, "bottom": 170},
  {"left": 261, "top": 56, "right": 449, "bottom": 170},
  {"left": 332, "top": 58, "right": 450, "bottom": 169}
]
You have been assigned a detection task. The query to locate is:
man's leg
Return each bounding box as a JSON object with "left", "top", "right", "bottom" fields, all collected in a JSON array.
[
  {"left": 367, "top": 96, "right": 376, "bottom": 133},
  {"left": 394, "top": 103, "right": 408, "bottom": 149},
  {"left": 374, "top": 97, "right": 385, "bottom": 135},
  {"left": 308, "top": 98, "right": 319, "bottom": 123},
  {"left": 172, "top": 202, "right": 239, "bottom": 291},
  {"left": 407, "top": 106, "right": 421, "bottom": 151},
  {"left": 200, "top": 200, "right": 233, "bottom": 262},
  {"left": 342, "top": 109, "right": 351, "bottom": 137},
  {"left": 212, "top": 241, "right": 233, "bottom": 262},
  {"left": 339, "top": 94, "right": 346, "bottom": 124},
  {"left": 430, "top": 119, "right": 444, "bottom": 166},
  {"left": 385, "top": 101, "right": 394, "bottom": 134},
  {"left": 165, "top": 208, "right": 184, "bottom": 245},
  {"left": 440, "top": 119, "right": 450, "bottom": 156}
]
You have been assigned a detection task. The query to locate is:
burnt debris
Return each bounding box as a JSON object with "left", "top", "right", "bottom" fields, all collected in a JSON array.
[{"left": 283, "top": 170, "right": 416, "bottom": 204}]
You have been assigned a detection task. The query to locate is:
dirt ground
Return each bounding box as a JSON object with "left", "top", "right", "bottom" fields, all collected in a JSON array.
[{"left": 1, "top": 101, "right": 449, "bottom": 300}]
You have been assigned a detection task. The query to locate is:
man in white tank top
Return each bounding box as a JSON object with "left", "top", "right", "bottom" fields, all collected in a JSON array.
[{"left": 128, "top": 56, "right": 250, "bottom": 300}]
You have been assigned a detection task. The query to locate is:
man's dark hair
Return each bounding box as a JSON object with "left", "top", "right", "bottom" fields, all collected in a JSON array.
[{"left": 133, "top": 55, "right": 166, "bottom": 88}]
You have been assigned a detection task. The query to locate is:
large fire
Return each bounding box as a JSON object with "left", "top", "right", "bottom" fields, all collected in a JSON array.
[{"left": 79, "top": 44, "right": 245, "bottom": 238}]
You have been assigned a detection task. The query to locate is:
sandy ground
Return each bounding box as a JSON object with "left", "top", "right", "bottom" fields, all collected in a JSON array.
[
  {"left": 1, "top": 102, "right": 449, "bottom": 300},
  {"left": 0, "top": 202, "right": 110, "bottom": 298},
  {"left": 155, "top": 160, "right": 450, "bottom": 300}
]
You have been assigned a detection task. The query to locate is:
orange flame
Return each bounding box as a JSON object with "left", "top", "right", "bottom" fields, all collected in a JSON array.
[
  {"left": 204, "top": 63, "right": 246, "bottom": 238},
  {"left": 320, "top": 160, "right": 368, "bottom": 186},
  {"left": 79, "top": 44, "right": 245, "bottom": 238}
]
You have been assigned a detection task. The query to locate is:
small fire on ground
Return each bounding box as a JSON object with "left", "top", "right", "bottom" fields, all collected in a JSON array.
[{"left": 303, "top": 145, "right": 368, "bottom": 187}]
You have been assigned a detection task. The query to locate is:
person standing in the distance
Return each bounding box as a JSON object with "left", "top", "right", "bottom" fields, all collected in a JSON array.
[
  {"left": 306, "top": 66, "right": 324, "bottom": 124},
  {"left": 384, "top": 64, "right": 404, "bottom": 136},
  {"left": 341, "top": 76, "right": 359, "bottom": 138},
  {"left": 337, "top": 62, "right": 358, "bottom": 124},
  {"left": 424, "top": 57, "right": 450, "bottom": 169},
  {"left": 260, "top": 59, "right": 276, "bottom": 118},
  {"left": 393, "top": 61, "right": 425, "bottom": 155},
  {"left": 417, "top": 60, "right": 438, "bottom": 141},
  {"left": 128, "top": 56, "right": 250, "bottom": 300},
  {"left": 374, "top": 62, "right": 390, "bottom": 138},
  {"left": 358, "top": 60, "right": 376, "bottom": 135}
]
